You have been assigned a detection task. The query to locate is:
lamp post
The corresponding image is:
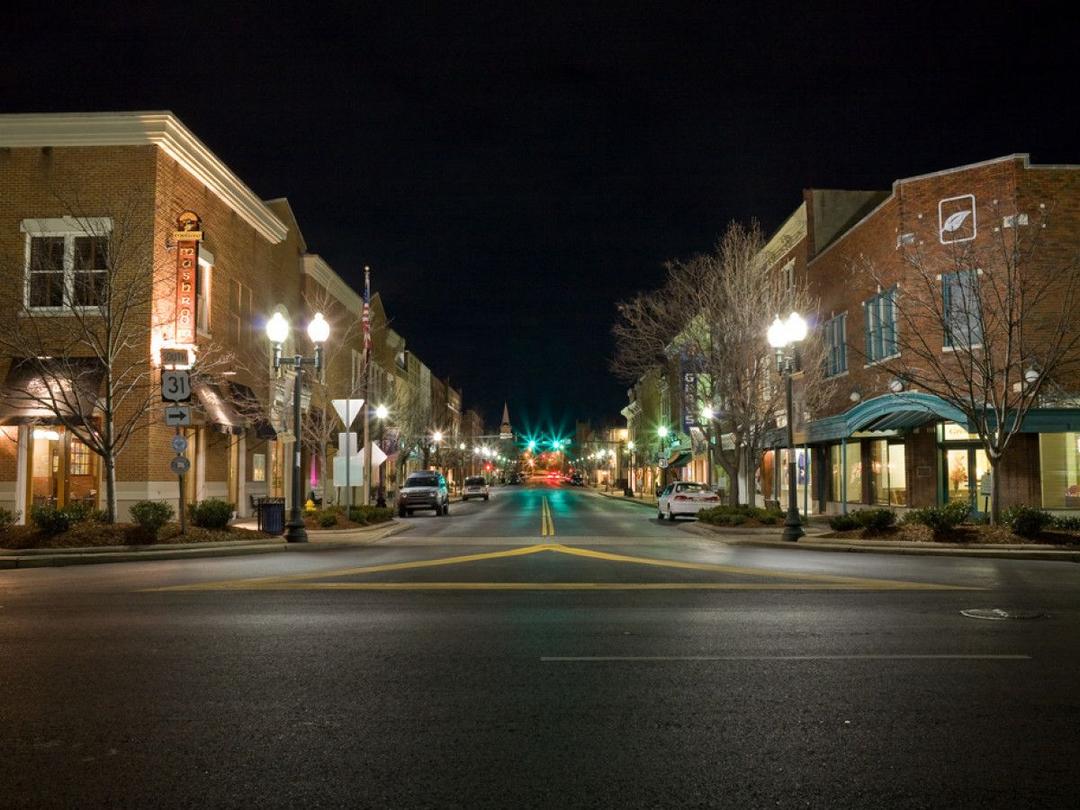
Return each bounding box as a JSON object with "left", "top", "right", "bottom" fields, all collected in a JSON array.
[
  {"left": 767, "top": 311, "right": 808, "bottom": 542},
  {"left": 374, "top": 403, "right": 389, "bottom": 507},
  {"left": 266, "top": 311, "right": 330, "bottom": 543},
  {"left": 657, "top": 425, "right": 670, "bottom": 495},
  {"left": 626, "top": 440, "right": 636, "bottom": 497}
]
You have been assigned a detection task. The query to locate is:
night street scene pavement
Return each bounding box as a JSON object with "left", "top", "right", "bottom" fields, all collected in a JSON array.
[
  {"left": 4, "top": 482, "right": 1080, "bottom": 808},
  {"left": 4, "top": 2, "right": 1080, "bottom": 808}
]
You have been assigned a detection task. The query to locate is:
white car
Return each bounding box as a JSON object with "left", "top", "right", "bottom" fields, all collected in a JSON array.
[
  {"left": 657, "top": 481, "right": 720, "bottom": 520},
  {"left": 462, "top": 475, "right": 490, "bottom": 501}
]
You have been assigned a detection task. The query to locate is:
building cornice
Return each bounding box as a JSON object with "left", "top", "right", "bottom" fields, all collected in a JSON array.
[
  {"left": 302, "top": 254, "right": 362, "bottom": 314},
  {"left": 0, "top": 111, "right": 289, "bottom": 244},
  {"left": 760, "top": 203, "right": 807, "bottom": 270}
]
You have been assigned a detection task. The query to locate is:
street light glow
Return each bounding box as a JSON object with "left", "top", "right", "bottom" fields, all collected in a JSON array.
[
  {"left": 657, "top": 425, "right": 669, "bottom": 438},
  {"left": 306, "top": 312, "right": 330, "bottom": 344},
  {"left": 375, "top": 404, "right": 389, "bottom": 420},
  {"left": 433, "top": 430, "right": 443, "bottom": 443},
  {"left": 265, "top": 311, "right": 290, "bottom": 344}
]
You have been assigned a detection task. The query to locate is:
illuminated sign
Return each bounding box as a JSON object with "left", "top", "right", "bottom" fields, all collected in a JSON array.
[{"left": 174, "top": 211, "right": 201, "bottom": 345}]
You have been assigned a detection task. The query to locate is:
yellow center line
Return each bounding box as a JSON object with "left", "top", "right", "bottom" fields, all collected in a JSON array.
[{"left": 540, "top": 497, "right": 556, "bottom": 538}]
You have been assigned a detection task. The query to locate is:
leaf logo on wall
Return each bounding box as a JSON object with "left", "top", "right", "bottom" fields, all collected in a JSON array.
[
  {"left": 942, "top": 210, "right": 972, "bottom": 232},
  {"left": 938, "top": 194, "right": 977, "bottom": 244}
]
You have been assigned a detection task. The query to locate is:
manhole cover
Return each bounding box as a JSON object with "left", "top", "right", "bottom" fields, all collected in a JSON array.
[{"left": 960, "top": 608, "right": 1046, "bottom": 621}]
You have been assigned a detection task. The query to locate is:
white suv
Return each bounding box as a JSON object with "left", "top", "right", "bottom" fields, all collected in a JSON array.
[
  {"left": 657, "top": 481, "right": 720, "bottom": 520},
  {"left": 462, "top": 476, "right": 490, "bottom": 501}
]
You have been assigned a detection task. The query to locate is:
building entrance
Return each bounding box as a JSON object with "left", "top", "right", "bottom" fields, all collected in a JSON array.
[{"left": 28, "top": 426, "right": 99, "bottom": 510}]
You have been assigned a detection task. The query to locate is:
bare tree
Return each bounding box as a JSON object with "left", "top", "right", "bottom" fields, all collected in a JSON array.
[
  {"left": 854, "top": 202, "right": 1080, "bottom": 523},
  {"left": 297, "top": 287, "right": 364, "bottom": 506},
  {"left": 613, "top": 221, "right": 830, "bottom": 505},
  {"left": 386, "top": 377, "right": 435, "bottom": 485},
  {"left": 0, "top": 192, "right": 236, "bottom": 522}
]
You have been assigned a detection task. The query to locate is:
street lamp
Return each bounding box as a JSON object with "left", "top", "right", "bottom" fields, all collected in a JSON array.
[
  {"left": 266, "top": 311, "right": 330, "bottom": 543},
  {"left": 767, "top": 311, "right": 807, "bottom": 542},
  {"left": 626, "top": 440, "right": 636, "bottom": 496},
  {"left": 374, "top": 404, "right": 389, "bottom": 506}
]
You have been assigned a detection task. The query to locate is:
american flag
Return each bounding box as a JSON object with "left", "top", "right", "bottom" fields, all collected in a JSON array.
[{"left": 362, "top": 265, "right": 372, "bottom": 358}]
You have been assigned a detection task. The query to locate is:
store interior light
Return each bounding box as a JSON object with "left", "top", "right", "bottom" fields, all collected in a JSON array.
[{"left": 33, "top": 428, "right": 61, "bottom": 441}]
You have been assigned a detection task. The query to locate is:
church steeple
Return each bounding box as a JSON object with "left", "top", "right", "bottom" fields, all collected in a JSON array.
[{"left": 499, "top": 402, "right": 513, "bottom": 439}]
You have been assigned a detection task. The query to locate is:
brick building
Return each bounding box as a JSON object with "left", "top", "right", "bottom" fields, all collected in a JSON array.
[
  {"left": 762, "top": 155, "right": 1080, "bottom": 516},
  {"left": 0, "top": 111, "right": 464, "bottom": 523}
]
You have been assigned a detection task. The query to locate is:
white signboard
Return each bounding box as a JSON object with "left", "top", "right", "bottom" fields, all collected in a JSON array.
[
  {"left": 161, "top": 370, "right": 192, "bottom": 402},
  {"left": 164, "top": 406, "right": 192, "bottom": 426},
  {"left": 332, "top": 398, "right": 365, "bottom": 428}
]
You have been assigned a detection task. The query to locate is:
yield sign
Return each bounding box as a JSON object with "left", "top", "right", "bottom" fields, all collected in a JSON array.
[{"left": 332, "top": 398, "right": 365, "bottom": 428}]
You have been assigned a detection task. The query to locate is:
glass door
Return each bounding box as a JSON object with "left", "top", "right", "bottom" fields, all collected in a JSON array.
[{"left": 944, "top": 446, "right": 991, "bottom": 512}]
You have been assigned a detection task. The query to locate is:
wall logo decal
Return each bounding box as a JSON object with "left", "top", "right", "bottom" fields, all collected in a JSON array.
[{"left": 938, "top": 194, "right": 976, "bottom": 244}]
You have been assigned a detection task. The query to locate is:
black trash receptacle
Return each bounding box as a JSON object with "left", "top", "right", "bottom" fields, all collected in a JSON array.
[{"left": 256, "top": 497, "right": 286, "bottom": 535}]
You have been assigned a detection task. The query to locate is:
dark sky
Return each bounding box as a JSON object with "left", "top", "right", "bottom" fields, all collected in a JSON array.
[{"left": 2, "top": 1, "right": 1076, "bottom": 433}]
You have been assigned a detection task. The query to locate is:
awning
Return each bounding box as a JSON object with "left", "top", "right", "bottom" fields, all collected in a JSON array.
[
  {"left": 0, "top": 357, "right": 105, "bottom": 426},
  {"left": 227, "top": 381, "right": 277, "bottom": 439},
  {"left": 193, "top": 381, "right": 245, "bottom": 435},
  {"left": 667, "top": 451, "right": 693, "bottom": 468}
]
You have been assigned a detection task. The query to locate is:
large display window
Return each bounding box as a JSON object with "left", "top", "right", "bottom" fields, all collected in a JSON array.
[
  {"left": 829, "top": 443, "right": 864, "bottom": 503},
  {"left": 1039, "top": 432, "right": 1080, "bottom": 509}
]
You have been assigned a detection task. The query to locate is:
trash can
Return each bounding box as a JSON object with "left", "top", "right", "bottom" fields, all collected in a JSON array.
[{"left": 256, "top": 497, "right": 286, "bottom": 535}]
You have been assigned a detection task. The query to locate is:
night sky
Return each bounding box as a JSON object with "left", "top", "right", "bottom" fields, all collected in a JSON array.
[{"left": 3, "top": 1, "right": 1076, "bottom": 433}]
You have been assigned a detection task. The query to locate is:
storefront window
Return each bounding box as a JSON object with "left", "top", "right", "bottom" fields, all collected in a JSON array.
[
  {"left": 778, "top": 448, "right": 814, "bottom": 514},
  {"left": 869, "top": 439, "right": 906, "bottom": 506},
  {"left": 829, "top": 442, "right": 864, "bottom": 503},
  {"left": 252, "top": 453, "right": 266, "bottom": 483},
  {"left": 1039, "top": 432, "right": 1080, "bottom": 509},
  {"left": 945, "top": 446, "right": 991, "bottom": 511}
]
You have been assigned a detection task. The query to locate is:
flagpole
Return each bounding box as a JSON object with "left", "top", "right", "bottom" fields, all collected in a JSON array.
[{"left": 363, "top": 265, "right": 373, "bottom": 507}]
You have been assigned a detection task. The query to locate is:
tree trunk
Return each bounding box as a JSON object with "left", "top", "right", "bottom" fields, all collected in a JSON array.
[
  {"left": 104, "top": 456, "right": 118, "bottom": 524},
  {"left": 989, "top": 455, "right": 1002, "bottom": 526}
]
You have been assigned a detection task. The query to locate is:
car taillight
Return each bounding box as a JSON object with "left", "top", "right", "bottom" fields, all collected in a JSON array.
[
  {"left": 705, "top": 495, "right": 719, "bottom": 501},
  {"left": 674, "top": 495, "right": 688, "bottom": 501}
]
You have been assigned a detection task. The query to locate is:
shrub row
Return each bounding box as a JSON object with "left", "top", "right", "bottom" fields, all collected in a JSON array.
[
  {"left": 698, "top": 504, "right": 783, "bottom": 526},
  {"left": 828, "top": 508, "right": 897, "bottom": 533},
  {"left": 29, "top": 502, "right": 107, "bottom": 535},
  {"left": 130, "top": 500, "right": 175, "bottom": 539},
  {"left": 901, "top": 501, "right": 970, "bottom": 536},
  {"left": 0, "top": 506, "right": 19, "bottom": 529},
  {"left": 310, "top": 505, "right": 395, "bottom": 528}
]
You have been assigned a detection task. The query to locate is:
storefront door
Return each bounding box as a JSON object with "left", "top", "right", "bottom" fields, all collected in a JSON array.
[
  {"left": 28, "top": 426, "right": 99, "bottom": 509},
  {"left": 944, "top": 446, "right": 991, "bottom": 513}
]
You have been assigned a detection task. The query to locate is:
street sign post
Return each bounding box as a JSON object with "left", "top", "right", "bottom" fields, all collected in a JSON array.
[
  {"left": 164, "top": 406, "right": 192, "bottom": 426},
  {"left": 171, "top": 434, "right": 188, "bottom": 454},
  {"left": 170, "top": 456, "right": 191, "bottom": 475},
  {"left": 161, "top": 370, "right": 192, "bottom": 402}
]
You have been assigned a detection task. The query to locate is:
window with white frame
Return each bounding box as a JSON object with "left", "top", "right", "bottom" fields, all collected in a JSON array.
[
  {"left": 864, "top": 286, "right": 897, "bottom": 362},
  {"left": 22, "top": 218, "right": 112, "bottom": 309},
  {"left": 196, "top": 256, "right": 212, "bottom": 334},
  {"left": 823, "top": 313, "right": 847, "bottom": 376},
  {"left": 942, "top": 270, "right": 983, "bottom": 348}
]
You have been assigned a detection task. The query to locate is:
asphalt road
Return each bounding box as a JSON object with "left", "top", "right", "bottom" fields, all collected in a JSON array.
[{"left": 2, "top": 481, "right": 1080, "bottom": 808}]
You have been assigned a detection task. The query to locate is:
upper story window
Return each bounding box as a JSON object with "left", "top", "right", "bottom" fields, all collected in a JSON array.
[
  {"left": 942, "top": 270, "right": 983, "bottom": 348},
  {"left": 823, "top": 313, "right": 847, "bottom": 376},
  {"left": 864, "top": 286, "right": 897, "bottom": 363},
  {"left": 22, "top": 218, "right": 112, "bottom": 310},
  {"left": 196, "top": 250, "right": 213, "bottom": 335}
]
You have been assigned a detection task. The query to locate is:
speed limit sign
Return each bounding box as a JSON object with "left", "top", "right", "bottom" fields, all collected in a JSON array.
[{"left": 161, "top": 370, "right": 192, "bottom": 402}]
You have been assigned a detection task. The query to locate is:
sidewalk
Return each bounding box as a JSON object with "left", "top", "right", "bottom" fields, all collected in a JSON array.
[
  {"left": 681, "top": 522, "right": 1080, "bottom": 562},
  {"left": 0, "top": 519, "right": 409, "bottom": 569},
  {"left": 596, "top": 489, "right": 658, "bottom": 508}
]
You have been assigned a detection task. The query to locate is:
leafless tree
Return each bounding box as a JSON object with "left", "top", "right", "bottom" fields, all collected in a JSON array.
[
  {"left": 613, "top": 221, "right": 830, "bottom": 505},
  {"left": 854, "top": 201, "right": 1080, "bottom": 523},
  {"left": 297, "top": 287, "right": 364, "bottom": 506},
  {"left": 0, "top": 192, "right": 233, "bottom": 522}
]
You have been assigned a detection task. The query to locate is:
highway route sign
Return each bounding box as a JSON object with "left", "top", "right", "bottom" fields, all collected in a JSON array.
[
  {"left": 164, "top": 406, "right": 192, "bottom": 426},
  {"left": 161, "top": 371, "right": 192, "bottom": 402}
]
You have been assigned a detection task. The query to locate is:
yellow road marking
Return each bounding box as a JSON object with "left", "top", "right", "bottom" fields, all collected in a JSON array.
[
  {"left": 540, "top": 497, "right": 555, "bottom": 537},
  {"left": 146, "top": 542, "right": 979, "bottom": 592},
  {"left": 545, "top": 544, "right": 967, "bottom": 590},
  {"left": 157, "top": 582, "right": 978, "bottom": 591}
]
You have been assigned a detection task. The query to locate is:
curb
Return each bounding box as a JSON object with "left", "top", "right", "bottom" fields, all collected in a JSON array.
[
  {"left": 0, "top": 520, "right": 408, "bottom": 569},
  {"left": 685, "top": 524, "right": 1080, "bottom": 562}
]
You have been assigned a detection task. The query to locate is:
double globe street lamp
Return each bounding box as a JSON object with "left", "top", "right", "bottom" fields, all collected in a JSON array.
[
  {"left": 767, "top": 311, "right": 808, "bottom": 542},
  {"left": 266, "top": 310, "right": 330, "bottom": 543}
]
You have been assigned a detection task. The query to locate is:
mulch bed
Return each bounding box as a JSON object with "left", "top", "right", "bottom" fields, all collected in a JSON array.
[
  {"left": 1, "top": 522, "right": 271, "bottom": 550},
  {"left": 824, "top": 524, "right": 1080, "bottom": 546}
]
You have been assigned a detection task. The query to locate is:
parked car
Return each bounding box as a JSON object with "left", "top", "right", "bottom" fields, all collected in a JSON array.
[
  {"left": 397, "top": 471, "right": 450, "bottom": 516},
  {"left": 657, "top": 481, "right": 720, "bottom": 521},
  {"left": 570, "top": 472, "right": 584, "bottom": 486},
  {"left": 463, "top": 475, "right": 490, "bottom": 501},
  {"left": 507, "top": 473, "right": 523, "bottom": 485}
]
